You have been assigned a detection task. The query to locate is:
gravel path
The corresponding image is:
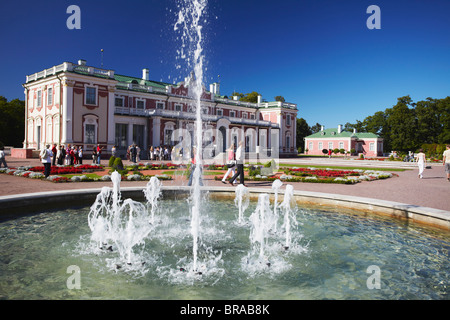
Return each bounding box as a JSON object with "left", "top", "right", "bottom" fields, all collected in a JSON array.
[{"left": 1, "top": 155, "right": 449, "bottom": 211}]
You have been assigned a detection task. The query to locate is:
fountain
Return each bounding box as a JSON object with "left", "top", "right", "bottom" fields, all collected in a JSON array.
[
  {"left": 88, "top": 171, "right": 153, "bottom": 270},
  {"left": 234, "top": 184, "right": 250, "bottom": 224},
  {"left": 143, "top": 176, "right": 162, "bottom": 225},
  {"left": 280, "top": 184, "right": 297, "bottom": 250},
  {"left": 0, "top": 0, "right": 449, "bottom": 301}
]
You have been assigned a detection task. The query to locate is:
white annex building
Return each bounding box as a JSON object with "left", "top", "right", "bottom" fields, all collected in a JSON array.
[{"left": 21, "top": 59, "right": 298, "bottom": 160}]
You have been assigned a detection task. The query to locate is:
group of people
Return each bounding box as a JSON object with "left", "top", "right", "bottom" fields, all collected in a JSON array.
[
  {"left": 415, "top": 145, "right": 450, "bottom": 181},
  {"left": 148, "top": 146, "right": 171, "bottom": 161},
  {"left": 51, "top": 144, "right": 84, "bottom": 166}
]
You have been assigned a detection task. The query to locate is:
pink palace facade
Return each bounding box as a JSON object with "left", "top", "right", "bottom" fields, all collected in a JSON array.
[
  {"left": 21, "top": 59, "right": 298, "bottom": 160},
  {"left": 304, "top": 125, "right": 384, "bottom": 157}
]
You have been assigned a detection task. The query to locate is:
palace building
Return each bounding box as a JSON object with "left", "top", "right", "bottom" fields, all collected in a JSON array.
[
  {"left": 304, "top": 125, "right": 384, "bottom": 157},
  {"left": 20, "top": 59, "right": 298, "bottom": 160}
]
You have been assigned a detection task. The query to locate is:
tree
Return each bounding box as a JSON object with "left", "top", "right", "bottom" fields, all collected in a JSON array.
[
  {"left": 310, "top": 123, "right": 322, "bottom": 133},
  {"left": 240, "top": 91, "right": 260, "bottom": 103},
  {"left": 274, "top": 96, "right": 285, "bottom": 102},
  {"left": 296, "top": 118, "right": 312, "bottom": 153},
  {"left": 0, "top": 96, "right": 25, "bottom": 147},
  {"left": 386, "top": 96, "right": 418, "bottom": 151}
]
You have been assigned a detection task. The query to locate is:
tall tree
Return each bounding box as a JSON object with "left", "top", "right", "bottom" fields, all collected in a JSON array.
[
  {"left": 274, "top": 96, "right": 285, "bottom": 102},
  {"left": 385, "top": 96, "right": 418, "bottom": 151},
  {"left": 296, "top": 118, "right": 312, "bottom": 152},
  {"left": 0, "top": 96, "right": 25, "bottom": 147}
]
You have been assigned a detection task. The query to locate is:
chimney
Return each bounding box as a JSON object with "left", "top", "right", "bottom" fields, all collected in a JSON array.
[
  {"left": 338, "top": 124, "right": 342, "bottom": 133},
  {"left": 321, "top": 125, "right": 324, "bottom": 131},
  {"left": 233, "top": 95, "right": 239, "bottom": 101},
  {"left": 257, "top": 95, "right": 262, "bottom": 104},
  {"left": 78, "top": 59, "right": 86, "bottom": 66},
  {"left": 210, "top": 83, "right": 214, "bottom": 93},
  {"left": 142, "top": 68, "right": 149, "bottom": 81},
  {"left": 353, "top": 128, "right": 357, "bottom": 134}
]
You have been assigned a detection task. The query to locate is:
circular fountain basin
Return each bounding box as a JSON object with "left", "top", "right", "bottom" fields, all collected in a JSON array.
[{"left": 0, "top": 186, "right": 448, "bottom": 300}]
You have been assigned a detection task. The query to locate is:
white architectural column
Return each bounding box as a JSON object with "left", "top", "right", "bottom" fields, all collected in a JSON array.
[
  {"left": 107, "top": 86, "right": 116, "bottom": 151},
  {"left": 61, "top": 80, "right": 73, "bottom": 144},
  {"left": 152, "top": 117, "right": 161, "bottom": 147}
]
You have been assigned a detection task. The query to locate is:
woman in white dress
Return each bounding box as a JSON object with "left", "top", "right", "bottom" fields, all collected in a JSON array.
[
  {"left": 221, "top": 143, "right": 236, "bottom": 184},
  {"left": 415, "top": 149, "right": 426, "bottom": 179}
]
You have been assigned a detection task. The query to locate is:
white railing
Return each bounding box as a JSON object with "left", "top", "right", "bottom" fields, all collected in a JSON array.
[
  {"left": 26, "top": 62, "right": 115, "bottom": 83},
  {"left": 115, "top": 107, "right": 279, "bottom": 128}
]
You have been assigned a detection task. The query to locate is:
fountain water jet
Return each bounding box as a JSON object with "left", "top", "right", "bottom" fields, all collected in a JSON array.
[
  {"left": 88, "top": 171, "right": 155, "bottom": 270},
  {"left": 280, "top": 184, "right": 297, "bottom": 250},
  {"left": 234, "top": 184, "right": 249, "bottom": 224},
  {"left": 271, "top": 179, "right": 283, "bottom": 232},
  {"left": 174, "top": 0, "right": 210, "bottom": 274},
  {"left": 143, "top": 176, "right": 162, "bottom": 225}
]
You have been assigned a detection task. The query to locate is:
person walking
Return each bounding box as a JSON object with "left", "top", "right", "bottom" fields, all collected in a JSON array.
[
  {"left": 78, "top": 146, "right": 83, "bottom": 164},
  {"left": 415, "top": 149, "right": 426, "bottom": 179},
  {"left": 40, "top": 144, "right": 53, "bottom": 178},
  {"left": 96, "top": 144, "right": 103, "bottom": 165},
  {"left": 0, "top": 146, "right": 7, "bottom": 168},
  {"left": 188, "top": 146, "right": 203, "bottom": 186},
  {"left": 51, "top": 144, "right": 57, "bottom": 166},
  {"left": 443, "top": 144, "right": 450, "bottom": 182},
  {"left": 229, "top": 141, "right": 245, "bottom": 186},
  {"left": 221, "top": 143, "right": 236, "bottom": 184}
]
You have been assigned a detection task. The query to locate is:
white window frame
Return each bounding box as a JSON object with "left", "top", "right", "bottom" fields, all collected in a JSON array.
[
  {"left": 369, "top": 142, "right": 375, "bottom": 151},
  {"left": 250, "top": 113, "right": 255, "bottom": 119},
  {"left": 115, "top": 97, "right": 124, "bottom": 107},
  {"left": 175, "top": 104, "right": 182, "bottom": 111},
  {"left": 136, "top": 99, "right": 145, "bottom": 110},
  {"left": 85, "top": 86, "right": 97, "bottom": 106},
  {"left": 229, "top": 110, "right": 236, "bottom": 118},
  {"left": 37, "top": 90, "right": 42, "bottom": 107},
  {"left": 243, "top": 112, "right": 248, "bottom": 119},
  {"left": 318, "top": 142, "right": 323, "bottom": 150},
  {"left": 216, "top": 108, "right": 223, "bottom": 116},
  {"left": 286, "top": 114, "right": 291, "bottom": 126},
  {"left": 83, "top": 115, "right": 98, "bottom": 144},
  {"left": 47, "top": 87, "right": 53, "bottom": 106},
  {"left": 308, "top": 142, "right": 313, "bottom": 151},
  {"left": 156, "top": 102, "right": 165, "bottom": 110},
  {"left": 328, "top": 142, "right": 333, "bottom": 149},
  {"left": 339, "top": 141, "right": 344, "bottom": 149}
]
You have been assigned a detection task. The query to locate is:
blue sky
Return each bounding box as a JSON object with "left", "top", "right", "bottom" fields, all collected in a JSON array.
[{"left": 1, "top": 0, "right": 449, "bottom": 129}]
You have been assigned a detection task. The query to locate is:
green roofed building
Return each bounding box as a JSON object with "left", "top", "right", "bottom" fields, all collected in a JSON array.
[
  {"left": 19, "top": 59, "right": 298, "bottom": 160},
  {"left": 304, "top": 125, "right": 383, "bottom": 157}
]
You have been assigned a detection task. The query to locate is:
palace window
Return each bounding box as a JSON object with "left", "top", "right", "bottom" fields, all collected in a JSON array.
[
  {"left": 136, "top": 99, "right": 145, "bottom": 110},
  {"left": 85, "top": 87, "right": 97, "bottom": 105},
  {"left": 47, "top": 87, "right": 53, "bottom": 105},
  {"left": 156, "top": 102, "right": 164, "bottom": 110},
  {"left": 37, "top": 90, "right": 42, "bottom": 107},
  {"left": 115, "top": 97, "right": 124, "bottom": 107}
]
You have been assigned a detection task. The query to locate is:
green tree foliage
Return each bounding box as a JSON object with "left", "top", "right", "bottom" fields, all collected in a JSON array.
[
  {"left": 347, "top": 95, "right": 450, "bottom": 153},
  {"left": 0, "top": 96, "right": 25, "bottom": 147},
  {"left": 274, "top": 96, "right": 285, "bottom": 102},
  {"left": 296, "top": 118, "right": 312, "bottom": 153}
]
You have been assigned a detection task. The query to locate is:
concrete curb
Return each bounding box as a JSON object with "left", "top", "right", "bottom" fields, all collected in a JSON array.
[{"left": 0, "top": 186, "right": 449, "bottom": 231}]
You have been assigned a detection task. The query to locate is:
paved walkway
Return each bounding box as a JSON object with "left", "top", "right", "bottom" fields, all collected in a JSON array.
[{"left": 1, "top": 155, "right": 449, "bottom": 211}]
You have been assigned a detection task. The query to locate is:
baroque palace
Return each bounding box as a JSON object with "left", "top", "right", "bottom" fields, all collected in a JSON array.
[{"left": 21, "top": 59, "right": 297, "bottom": 160}]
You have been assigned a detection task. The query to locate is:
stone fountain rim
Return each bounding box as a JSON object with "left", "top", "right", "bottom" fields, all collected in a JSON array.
[{"left": 0, "top": 186, "right": 448, "bottom": 231}]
